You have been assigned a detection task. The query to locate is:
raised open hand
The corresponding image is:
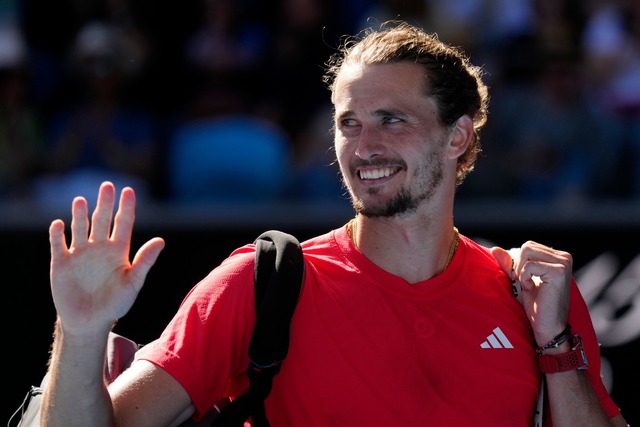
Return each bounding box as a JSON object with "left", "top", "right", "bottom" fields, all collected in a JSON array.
[
  {"left": 49, "top": 182, "right": 165, "bottom": 335},
  {"left": 491, "top": 241, "right": 573, "bottom": 346}
]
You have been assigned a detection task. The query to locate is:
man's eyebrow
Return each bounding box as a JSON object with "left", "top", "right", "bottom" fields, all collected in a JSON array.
[
  {"left": 374, "top": 109, "right": 409, "bottom": 119},
  {"left": 335, "top": 108, "right": 409, "bottom": 120},
  {"left": 334, "top": 109, "right": 354, "bottom": 121}
]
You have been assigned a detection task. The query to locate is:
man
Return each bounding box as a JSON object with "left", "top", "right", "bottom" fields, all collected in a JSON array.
[{"left": 42, "top": 22, "right": 626, "bottom": 426}]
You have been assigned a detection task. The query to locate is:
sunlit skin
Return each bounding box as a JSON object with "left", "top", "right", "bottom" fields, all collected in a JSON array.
[
  {"left": 331, "top": 61, "right": 470, "bottom": 282},
  {"left": 333, "top": 61, "right": 452, "bottom": 219}
]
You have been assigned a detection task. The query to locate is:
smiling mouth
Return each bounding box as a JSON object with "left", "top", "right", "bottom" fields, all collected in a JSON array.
[{"left": 358, "top": 166, "right": 401, "bottom": 180}]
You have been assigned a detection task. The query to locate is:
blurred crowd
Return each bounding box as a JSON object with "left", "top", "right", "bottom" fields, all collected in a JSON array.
[{"left": 0, "top": 0, "right": 638, "bottom": 210}]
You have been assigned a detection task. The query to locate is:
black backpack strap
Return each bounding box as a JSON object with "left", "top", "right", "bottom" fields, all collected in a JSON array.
[{"left": 212, "top": 230, "right": 304, "bottom": 427}]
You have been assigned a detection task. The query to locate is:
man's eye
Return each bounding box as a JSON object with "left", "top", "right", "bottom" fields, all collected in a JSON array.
[
  {"left": 383, "top": 116, "right": 401, "bottom": 123},
  {"left": 341, "top": 118, "right": 357, "bottom": 127}
]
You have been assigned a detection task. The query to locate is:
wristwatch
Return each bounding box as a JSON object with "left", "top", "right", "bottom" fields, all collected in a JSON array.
[{"left": 538, "top": 333, "right": 589, "bottom": 373}]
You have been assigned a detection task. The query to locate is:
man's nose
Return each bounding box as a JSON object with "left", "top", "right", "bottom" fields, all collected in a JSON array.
[{"left": 355, "top": 125, "right": 385, "bottom": 159}]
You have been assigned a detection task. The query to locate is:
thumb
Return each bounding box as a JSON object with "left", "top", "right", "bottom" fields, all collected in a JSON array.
[
  {"left": 490, "top": 246, "right": 514, "bottom": 278},
  {"left": 129, "top": 237, "right": 165, "bottom": 291}
]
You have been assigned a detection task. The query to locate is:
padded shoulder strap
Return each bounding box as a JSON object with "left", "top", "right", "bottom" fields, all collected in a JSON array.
[
  {"left": 212, "top": 230, "right": 304, "bottom": 427},
  {"left": 250, "top": 229, "right": 304, "bottom": 367}
]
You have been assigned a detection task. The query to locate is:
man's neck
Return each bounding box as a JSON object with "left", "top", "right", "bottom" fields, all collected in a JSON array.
[{"left": 349, "top": 212, "right": 458, "bottom": 284}]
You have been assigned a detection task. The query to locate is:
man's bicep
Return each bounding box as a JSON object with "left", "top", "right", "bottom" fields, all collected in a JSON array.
[{"left": 110, "top": 359, "right": 194, "bottom": 427}]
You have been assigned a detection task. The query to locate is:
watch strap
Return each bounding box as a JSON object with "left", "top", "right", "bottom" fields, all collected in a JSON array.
[{"left": 538, "top": 334, "right": 588, "bottom": 374}]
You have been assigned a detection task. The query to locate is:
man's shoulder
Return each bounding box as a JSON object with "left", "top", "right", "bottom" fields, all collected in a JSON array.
[
  {"left": 459, "top": 234, "right": 499, "bottom": 265},
  {"left": 215, "top": 228, "right": 341, "bottom": 277},
  {"left": 456, "top": 234, "right": 511, "bottom": 284},
  {"left": 300, "top": 228, "right": 338, "bottom": 250},
  {"left": 299, "top": 227, "right": 350, "bottom": 262}
]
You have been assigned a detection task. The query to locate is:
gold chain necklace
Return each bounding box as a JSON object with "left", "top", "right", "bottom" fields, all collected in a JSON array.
[
  {"left": 347, "top": 217, "right": 358, "bottom": 246},
  {"left": 348, "top": 219, "right": 459, "bottom": 270},
  {"left": 445, "top": 227, "right": 460, "bottom": 269}
]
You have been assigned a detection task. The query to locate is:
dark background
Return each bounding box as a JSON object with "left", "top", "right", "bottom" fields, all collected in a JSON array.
[{"left": 4, "top": 200, "right": 640, "bottom": 425}]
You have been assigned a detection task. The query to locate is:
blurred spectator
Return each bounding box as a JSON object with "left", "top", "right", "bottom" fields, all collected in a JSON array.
[
  {"left": 266, "top": 0, "right": 343, "bottom": 145},
  {"left": 0, "top": 24, "right": 44, "bottom": 200},
  {"left": 581, "top": 0, "right": 640, "bottom": 197},
  {"left": 182, "top": 0, "right": 272, "bottom": 109},
  {"left": 288, "top": 105, "right": 347, "bottom": 202},
  {"left": 166, "top": 85, "right": 293, "bottom": 204},
  {"left": 167, "top": 111, "right": 293, "bottom": 204},
  {"left": 165, "top": 0, "right": 293, "bottom": 204},
  {"left": 484, "top": 46, "right": 611, "bottom": 204},
  {"left": 33, "top": 21, "right": 157, "bottom": 208},
  {"left": 460, "top": 0, "right": 628, "bottom": 203},
  {"left": 5, "top": 0, "right": 637, "bottom": 205},
  {"left": 355, "top": 0, "right": 431, "bottom": 29},
  {"left": 263, "top": 0, "right": 363, "bottom": 201},
  {"left": 534, "top": 0, "right": 587, "bottom": 53},
  {"left": 184, "top": 0, "right": 270, "bottom": 80}
]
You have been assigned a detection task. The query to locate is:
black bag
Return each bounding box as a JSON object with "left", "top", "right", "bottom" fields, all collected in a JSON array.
[{"left": 8, "top": 230, "right": 304, "bottom": 427}]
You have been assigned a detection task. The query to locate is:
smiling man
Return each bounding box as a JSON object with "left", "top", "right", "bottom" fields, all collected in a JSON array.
[{"left": 41, "top": 22, "right": 626, "bottom": 426}]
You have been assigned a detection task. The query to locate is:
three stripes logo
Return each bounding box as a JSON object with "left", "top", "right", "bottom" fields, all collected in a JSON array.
[{"left": 480, "top": 327, "right": 514, "bottom": 349}]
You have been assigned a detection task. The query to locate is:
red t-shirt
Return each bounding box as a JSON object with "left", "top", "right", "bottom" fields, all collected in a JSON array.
[{"left": 139, "top": 225, "right": 620, "bottom": 425}]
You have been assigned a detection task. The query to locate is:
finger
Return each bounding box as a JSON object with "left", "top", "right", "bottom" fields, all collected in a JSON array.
[
  {"left": 70, "top": 196, "right": 89, "bottom": 249},
  {"left": 89, "top": 182, "right": 116, "bottom": 242},
  {"left": 111, "top": 187, "right": 136, "bottom": 245},
  {"left": 518, "top": 259, "right": 572, "bottom": 299},
  {"left": 508, "top": 244, "right": 526, "bottom": 279},
  {"left": 512, "top": 241, "right": 571, "bottom": 281},
  {"left": 491, "top": 246, "right": 524, "bottom": 303},
  {"left": 128, "top": 237, "right": 165, "bottom": 293},
  {"left": 518, "top": 271, "right": 544, "bottom": 292},
  {"left": 49, "top": 219, "right": 69, "bottom": 260},
  {"left": 489, "top": 246, "right": 513, "bottom": 277},
  {"left": 519, "top": 240, "right": 572, "bottom": 267}
]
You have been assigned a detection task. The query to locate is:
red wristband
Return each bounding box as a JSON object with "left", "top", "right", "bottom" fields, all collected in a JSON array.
[{"left": 538, "top": 334, "right": 588, "bottom": 374}]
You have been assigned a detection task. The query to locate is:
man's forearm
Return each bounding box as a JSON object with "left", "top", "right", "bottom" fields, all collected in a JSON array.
[
  {"left": 545, "top": 367, "right": 611, "bottom": 426},
  {"left": 41, "top": 321, "right": 115, "bottom": 427}
]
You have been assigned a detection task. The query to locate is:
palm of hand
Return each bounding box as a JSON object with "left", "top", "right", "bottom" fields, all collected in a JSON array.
[
  {"left": 51, "top": 240, "right": 140, "bottom": 332},
  {"left": 49, "top": 182, "right": 164, "bottom": 335}
]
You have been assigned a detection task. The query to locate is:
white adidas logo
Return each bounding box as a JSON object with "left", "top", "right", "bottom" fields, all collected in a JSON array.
[{"left": 480, "top": 327, "right": 514, "bottom": 349}]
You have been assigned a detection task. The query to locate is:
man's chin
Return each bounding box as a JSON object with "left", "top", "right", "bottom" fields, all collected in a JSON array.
[{"left": 355, "top": 198, "right": 417, "bottom": 218}]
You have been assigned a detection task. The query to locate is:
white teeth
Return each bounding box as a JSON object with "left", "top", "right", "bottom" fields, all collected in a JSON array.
[{"left": 359, "top": 168, "right": 395, "bottom": 180}]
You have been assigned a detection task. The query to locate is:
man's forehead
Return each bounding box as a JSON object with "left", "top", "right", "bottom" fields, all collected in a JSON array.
[
  {"left": 337, "top": 61, "right": 423, "bottom": 78},
  {"left": 332, "top": 62, "right": 428, "bottom": 104}
]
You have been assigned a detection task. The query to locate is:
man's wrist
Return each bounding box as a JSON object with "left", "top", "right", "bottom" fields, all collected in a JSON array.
[
  {"left": 537, "top": 329, "right": 589, "bottom": 374},
  {"left": 536, "top": 324, "right": 572, "bottom": 354}
]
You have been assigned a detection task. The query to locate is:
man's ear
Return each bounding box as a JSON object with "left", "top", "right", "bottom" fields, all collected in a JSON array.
[{"left": 447, "top": 115, "right": 473, "bottom": 159}]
